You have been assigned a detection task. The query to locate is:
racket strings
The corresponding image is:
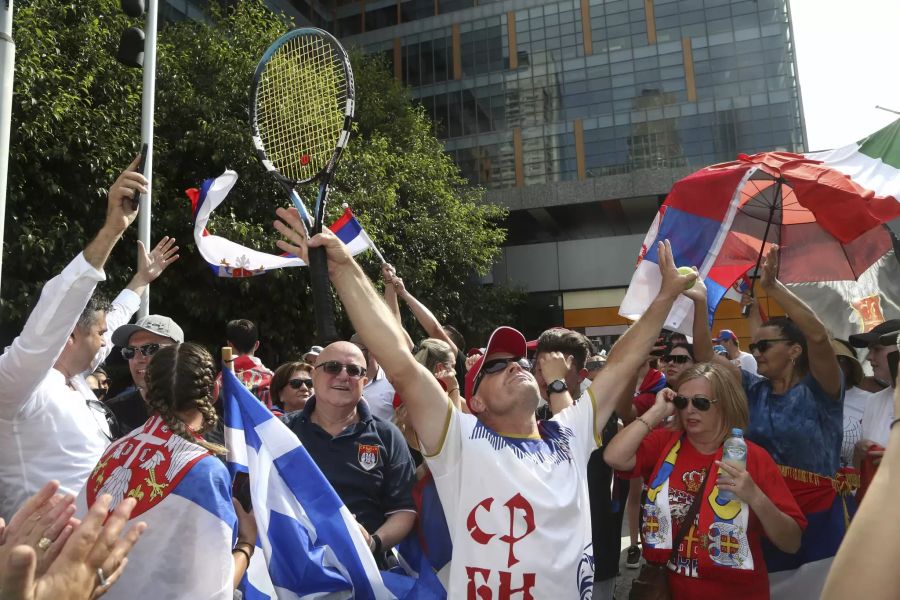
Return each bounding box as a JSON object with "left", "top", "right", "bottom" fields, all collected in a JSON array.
[{"left": 256, "top": 34, "right": 348, "bottom": 183}]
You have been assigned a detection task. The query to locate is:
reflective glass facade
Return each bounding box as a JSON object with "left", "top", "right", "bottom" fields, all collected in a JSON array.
[{"left": 335, "top": 0, "right": 805, "bottom": 192}]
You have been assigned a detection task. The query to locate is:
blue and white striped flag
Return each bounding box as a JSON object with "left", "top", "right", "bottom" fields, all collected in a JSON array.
[{"left": 221, "top": 367, "right": 395, "bottom": 599}]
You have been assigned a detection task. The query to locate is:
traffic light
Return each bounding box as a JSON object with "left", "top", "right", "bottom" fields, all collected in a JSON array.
[{"left": 117, "top": 0, "right": 146, "bottom": 68}]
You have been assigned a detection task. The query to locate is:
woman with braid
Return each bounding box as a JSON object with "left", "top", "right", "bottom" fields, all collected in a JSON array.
[{"left": 76, "top": 343, "right": 257, "bottom": 599}]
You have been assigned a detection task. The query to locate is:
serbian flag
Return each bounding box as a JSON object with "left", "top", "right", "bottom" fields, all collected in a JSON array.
[
  {"left": 188, "top": 171, "right": 377, "bottom": 278},
  {"left": 619, "top": 164, "right": 754, "bottom": 333}
]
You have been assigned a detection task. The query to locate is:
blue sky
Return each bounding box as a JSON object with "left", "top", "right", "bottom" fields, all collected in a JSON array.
[{"left": 791, "top": 0, "right": 900, "bottom": 150}]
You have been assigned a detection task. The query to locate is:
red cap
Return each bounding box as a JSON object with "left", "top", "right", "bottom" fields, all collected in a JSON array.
[
  {"left": 525, "top": 339, "right": 538, "bottom": 351},
  {"left": 464, "top": 326, "right": 527, "bottom": 410},
  {"left": 467, "top": 347, "right": 485, "bottom": 358}
]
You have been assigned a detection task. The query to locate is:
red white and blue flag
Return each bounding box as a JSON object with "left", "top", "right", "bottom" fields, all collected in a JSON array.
[{"left": 188, "top": 170, "right": 377, "bottom": 278}]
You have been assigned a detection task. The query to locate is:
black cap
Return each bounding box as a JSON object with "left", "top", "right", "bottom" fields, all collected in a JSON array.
[{"left": 848, "top": 319, "right": 900, "bottom": 348}]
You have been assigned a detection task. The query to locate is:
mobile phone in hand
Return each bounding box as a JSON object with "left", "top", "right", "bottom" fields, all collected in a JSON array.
[{"left": 132, "top": 142, "right": 149, "bottom": 211}]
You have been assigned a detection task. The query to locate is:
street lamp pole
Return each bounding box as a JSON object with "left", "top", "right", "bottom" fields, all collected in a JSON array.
[
  {"left": 0, "top": 0, "right": 15, "bottom": 297},
  {"left": 137, "top": 0, "right": 158, "bottom": 318}
]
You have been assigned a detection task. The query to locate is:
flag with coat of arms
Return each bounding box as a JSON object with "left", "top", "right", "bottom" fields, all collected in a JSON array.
[{"left": 187, "top": 170, "right": 378, "bottom": 278}]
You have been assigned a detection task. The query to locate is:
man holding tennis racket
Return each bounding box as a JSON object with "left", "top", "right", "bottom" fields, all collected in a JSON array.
[{"left": 275, "top": 207, "right": 695, "bottom": 598}]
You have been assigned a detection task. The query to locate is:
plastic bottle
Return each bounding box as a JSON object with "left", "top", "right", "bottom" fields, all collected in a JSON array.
[{"left": 719, "top": 428, "right": 748, "bottom": 502}]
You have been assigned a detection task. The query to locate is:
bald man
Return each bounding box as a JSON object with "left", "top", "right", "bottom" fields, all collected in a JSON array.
[{"left": 281, "top": 341, "right": 416, "bottom": 566}]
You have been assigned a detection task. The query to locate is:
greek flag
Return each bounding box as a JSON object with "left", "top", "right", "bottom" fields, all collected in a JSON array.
[{"left": 221, "top": 367, "right": 394, "bottom": 599}]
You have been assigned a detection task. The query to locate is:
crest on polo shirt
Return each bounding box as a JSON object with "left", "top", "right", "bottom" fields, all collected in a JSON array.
[{"left": 357, "top": 443, "right": 380, "bottom": 471}]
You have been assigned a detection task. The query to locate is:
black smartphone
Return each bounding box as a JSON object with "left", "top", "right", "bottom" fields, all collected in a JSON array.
[
  {"left": 232, "top": 471, "right": 252, "bottom": 513},
  {"left": 132, "top": 142, "right": 149, "bottom": 210}
]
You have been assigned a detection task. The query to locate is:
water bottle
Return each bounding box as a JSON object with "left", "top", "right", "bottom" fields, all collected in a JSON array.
[{"left": 720, "top": 428, "right": 748, "bottom": 502}]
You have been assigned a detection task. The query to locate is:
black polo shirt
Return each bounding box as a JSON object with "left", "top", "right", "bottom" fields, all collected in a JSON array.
[{"left": 281, "top": 396, "right": 416, "bottom": 534}]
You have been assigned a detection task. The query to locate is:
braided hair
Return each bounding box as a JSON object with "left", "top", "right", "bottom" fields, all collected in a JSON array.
[{"left": 144, "top": 342, "right": 226, "bottom": 455}]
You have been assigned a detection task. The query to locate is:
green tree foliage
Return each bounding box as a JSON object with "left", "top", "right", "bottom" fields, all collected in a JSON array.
[{"left": 1, "top": 0, "right": 522, "bottom": 363}]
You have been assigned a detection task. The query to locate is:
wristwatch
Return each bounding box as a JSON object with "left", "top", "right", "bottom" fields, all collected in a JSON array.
[{"left": 546, "top": 379, "right": 568, "bottom": 395}]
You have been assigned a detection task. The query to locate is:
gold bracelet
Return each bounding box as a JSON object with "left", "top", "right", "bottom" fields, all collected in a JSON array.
[{"left": 635, "top": 416, "right": 653, "bottom": 433}]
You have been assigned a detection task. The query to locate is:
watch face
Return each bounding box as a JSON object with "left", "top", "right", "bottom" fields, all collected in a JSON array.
[{"left": 548, "top": 379, "right": 568, "bottom": 393}]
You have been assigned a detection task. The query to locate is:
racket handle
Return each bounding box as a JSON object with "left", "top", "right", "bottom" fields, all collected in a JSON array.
[{"left": 309, "top": 245, "right": 339, "bottom": 344}]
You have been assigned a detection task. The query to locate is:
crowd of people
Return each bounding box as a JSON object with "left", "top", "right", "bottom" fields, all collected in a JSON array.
[{"left": 1, "top": 160, "right": 899, "bottom": 600}]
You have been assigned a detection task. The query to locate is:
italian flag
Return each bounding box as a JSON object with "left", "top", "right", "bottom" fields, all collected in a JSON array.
[
  {"left": 788, "top": 118, "right": 900, "bottom": 338},
  {"left": 806, "top": 118, "right": 900, "bottom": 202}
]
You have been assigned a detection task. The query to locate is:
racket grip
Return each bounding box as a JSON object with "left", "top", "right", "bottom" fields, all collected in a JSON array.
[{"left": 309, "top": 246, "right": 339, "bottom": 344}]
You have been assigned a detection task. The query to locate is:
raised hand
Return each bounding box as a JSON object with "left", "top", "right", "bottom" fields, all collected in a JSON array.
[
  {"left": 759, "top": 245, "right": 780, "bottom": 290},
  {"left": 536, "top": 352, "right": 573, "bottom": 385},
  {"left": 104, "top": 156, "right": 146, "bottom": 235},
  {"left": 657, "top": 240, "right": 696, "bottom": 299},
  {"left": 274, "top": 207, "right": 352, "bottom": 274},
  {"left": 134, "top": 237, "right": 179, "bottom": 286},
  {"left": 681, "top": 267, "right": 708, "bottom": 304}
]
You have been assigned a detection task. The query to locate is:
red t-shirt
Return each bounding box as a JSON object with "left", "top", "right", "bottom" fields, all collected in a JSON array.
[{"left": 623, "top": 430, "right": 806, "bottom": 600}]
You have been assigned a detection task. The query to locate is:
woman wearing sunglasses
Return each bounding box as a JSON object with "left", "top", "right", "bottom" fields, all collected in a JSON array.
[
  {"left": 683, "top": 246, "right": 845, "bottom": 599},
  {"left": 660, "top": 342, "right": 696, "bottom": 388},
  {"left": 270, "top": 361, "right": 315, "bottom": 413},
  {"left": 606, "top": 362, "right": 805, "bottom": 599}
]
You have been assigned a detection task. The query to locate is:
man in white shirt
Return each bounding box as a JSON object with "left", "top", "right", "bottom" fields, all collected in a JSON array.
[
  {"left": 273, "top": 212, "right": 694, "bottom": 598},
  {"left": 714, "top": 328, "right": 758, "bottom": 374},
  {"left": 0, "top": 159, "right": 178, "bottom": 520},
  {"left": 851, "top": 320, "right": 900, "bottom": 465}
]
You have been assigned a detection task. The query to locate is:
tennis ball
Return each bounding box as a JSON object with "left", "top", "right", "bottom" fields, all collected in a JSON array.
[{"left": 677, "top": 266, "right": 696, "bottom": 289}]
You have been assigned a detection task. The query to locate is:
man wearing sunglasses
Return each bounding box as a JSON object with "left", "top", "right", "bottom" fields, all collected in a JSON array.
[
  {"left": 0, "top": 159, "right": 179, "bottom": 522},
  {"left": 274, "top": 208, "right": 695, "bottom": 599},
  {"left": 281, "top": 341, "right": 417, "bottom": 568},
  {"left": 105, "top": 315, "right": 185, "bottom": 438},
  {"left": 850, "top": 320, "right": 900, "bottom": 468}
]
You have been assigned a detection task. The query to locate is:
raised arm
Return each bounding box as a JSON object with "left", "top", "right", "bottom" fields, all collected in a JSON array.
[
  {"left": 589, "top": 240, "right": 696, "bottom": 434},
  {"left": 759, "top": 246, "right": 841, "bottom": 398},
  {"left": 0, "top": 159, "right": 143, "bottom": 411},
  {"left": 393, "top": 276, "right": 459, "bottom": 357},
  {"left": 605, "top": 388, "right": 676, "bottom": 471},
  {"left": 823, "top": 381, "right": 900, "bottom": 599},
  {"left": 274, "top": 208, "right": 449, "bottom": 454},
  {"left": 90, "top": 237, "right": 179, "bottom": 373},
  {"left": 380, "top": 264, "right": 414, "bottom": 352},
  {"left": 684, "top": 273, "right": 740, "bottom": 377}
]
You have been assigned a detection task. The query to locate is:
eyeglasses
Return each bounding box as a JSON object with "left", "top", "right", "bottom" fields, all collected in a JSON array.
[
  {"left": 661, "top": 354, "right": 692, "bottom": 365},
  {"left": 86, "top": 398, "right": 120, "bottom": 441},
  {"left": 121, "top": 343, "right": 162, "bottom": 360},
  {"left": 473, "top": 356, "right": 531, "bottom": 396},
  {"left": 748, "top": 338, "right": 790, "bottom": 354},
  {"left": 672, "top": 395, "right": 718, "bottom": 412},
  {"left": 315, "top": 361, "right": 367, "bottom": 378},
  {"left": 288, "top": 377, "right": 313, "bottom": 389}
]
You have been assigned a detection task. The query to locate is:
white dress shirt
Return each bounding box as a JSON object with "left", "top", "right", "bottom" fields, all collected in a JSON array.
[{"left": 0, "top": 253, "right": 140, "bottom": 520}]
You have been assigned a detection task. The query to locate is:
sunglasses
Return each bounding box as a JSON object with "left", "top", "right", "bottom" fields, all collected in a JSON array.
[
  {"left": 121, "top": 343, "right": 162, "bottom": 360},
  {"left": 288, "top": 377, "right": 313, "bottom": 389},
  {"left": 86, "top": 398, "right": 120, "bottom": 441},
  {"left": 473, "top": 356, "right": 531, "bottom": 396},
  {"left": 315, "top": 361, "right": 367, "bottom": 378},
  {"left": 672, "top": 395, "right": 718, "bottom": 411},
  {"left": 661, "top": 354, "right": 692, "bottom": 365},
  {"left": 748, "top": 338, "right": 790, "bottom": 354}
]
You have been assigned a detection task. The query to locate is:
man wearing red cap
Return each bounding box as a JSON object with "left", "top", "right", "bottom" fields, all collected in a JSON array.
[{"left": 274, "top": 209, "right": 695, "bottom": 599}]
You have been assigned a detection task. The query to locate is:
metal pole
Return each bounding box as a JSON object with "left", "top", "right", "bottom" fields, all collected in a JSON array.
[
  {"left": 0, "top": 0, "right": 15, "bottom": 297},
  {"left": 137, "top": 0, "right": 158, "bottom": 318}
]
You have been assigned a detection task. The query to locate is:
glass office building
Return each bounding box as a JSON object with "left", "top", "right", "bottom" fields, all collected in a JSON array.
[{"left": 190, "top": 0, "right": 808, "bottom": 337}]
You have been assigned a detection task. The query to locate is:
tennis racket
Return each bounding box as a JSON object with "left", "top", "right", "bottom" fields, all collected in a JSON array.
[{"left": 250, "top": 28, "right": 354, "bottom": 344}]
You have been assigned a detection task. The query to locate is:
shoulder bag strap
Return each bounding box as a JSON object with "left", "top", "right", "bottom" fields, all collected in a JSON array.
[{"left": 667, "top": 462, "right": 713, "bottom": 563}]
